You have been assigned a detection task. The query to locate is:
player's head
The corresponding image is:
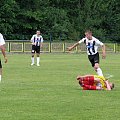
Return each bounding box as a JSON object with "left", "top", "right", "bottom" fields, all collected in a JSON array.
[
  {"left": 85, "top": 30, "right": 92, "bottom": 40},
  {"left": 109, "top": 82, "right": 114, "bottom": 90},
  {"left": 36, "top": 30, "right": 41, "bottom": 35}
]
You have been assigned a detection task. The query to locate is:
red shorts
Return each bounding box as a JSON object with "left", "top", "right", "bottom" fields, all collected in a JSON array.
[
  {"left": 79, "top": 76, "right": 95, "bottom": 90},
  {"left": 81, "top": 76, "right": 94, "bottom": 85}
]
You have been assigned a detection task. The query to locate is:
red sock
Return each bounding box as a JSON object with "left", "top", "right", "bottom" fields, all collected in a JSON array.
[{"left": 83, "top": 85, "right": 96, "bottom": 90}]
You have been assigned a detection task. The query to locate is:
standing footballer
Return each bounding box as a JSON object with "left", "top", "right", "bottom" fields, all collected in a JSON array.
[
  {"left": 30, "top": 30, "right": 43, "bottom": 66},
  {"left": 0, "top": 33, "right": 7, "bottom": 82},
  {"left": 68, "top": 30, "right": 106, "bottom": 76}
]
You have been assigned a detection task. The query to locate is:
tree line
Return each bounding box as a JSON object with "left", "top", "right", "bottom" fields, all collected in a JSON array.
[{"left": 0, "top": 0, "right": 119, "bottom": 42}]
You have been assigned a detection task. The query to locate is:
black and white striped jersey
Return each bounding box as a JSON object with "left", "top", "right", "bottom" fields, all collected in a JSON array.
[
  {"left": 78, "top": 36, "right": 104, "bottom": 55},
  {"left": 31, "top": 34, "right": 43, "bottom": 46}
]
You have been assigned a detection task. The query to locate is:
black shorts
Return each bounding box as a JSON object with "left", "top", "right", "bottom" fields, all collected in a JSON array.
[
  {"left": 88, "top": 52, "right": 99, "bottom": 67},
  {"left": 31, "top": 45, "right": 40, "bottom": 54},
  {"left": 0, "top": 60, "right": 2, "bottom": 68}
]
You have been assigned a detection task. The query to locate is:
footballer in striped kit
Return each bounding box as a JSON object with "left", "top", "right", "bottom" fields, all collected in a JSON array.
[
  {"left": 68, "top": 30, "right": 106, "bottom": 76},
  {"left": 30, "top": 30, "right": 43, "bottom": 66}
]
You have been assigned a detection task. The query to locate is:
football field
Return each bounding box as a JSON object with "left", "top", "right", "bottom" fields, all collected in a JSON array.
[{"left": 0, "top": 53, "right": 120, "bottom": 120}]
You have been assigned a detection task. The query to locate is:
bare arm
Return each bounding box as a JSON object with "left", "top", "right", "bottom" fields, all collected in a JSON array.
[
  {"left": 40, "top": 42, "right": 43, "bottom": 48},
  {"left": 105, "top": 80, "right": 111, "bottom": 90},
  {"left": 30, "top": 36, "right": 35, "bottom": 45},
  {"left": 68, "top": 42, "right": 79, "bottom": 51},
  {"left": 101, "top": 44, "right": 106, "bottom": 59},
  {"left": 0, "top": 45, "right": 7, "bottom": 63}
]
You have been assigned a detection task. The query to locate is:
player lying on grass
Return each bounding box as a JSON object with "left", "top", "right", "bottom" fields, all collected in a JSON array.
[{"left": 77, "top": 75, "right": 114, "bottom": 90}]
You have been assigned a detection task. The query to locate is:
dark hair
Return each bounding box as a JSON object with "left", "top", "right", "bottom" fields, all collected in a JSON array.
[
  {"left": 111, "top": 83, "right": 115, "bottom": 90},
  {"left": 85, "top": 30, "right": 92, "bottom": 34}
]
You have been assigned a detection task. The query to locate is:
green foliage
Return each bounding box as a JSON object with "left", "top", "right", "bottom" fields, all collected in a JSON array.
[
  {"left": 0, "top": 0, "right": 19, "bottom": 34},
  {"left": 0, "top": 0, "right": 119, "bottom": 41}
]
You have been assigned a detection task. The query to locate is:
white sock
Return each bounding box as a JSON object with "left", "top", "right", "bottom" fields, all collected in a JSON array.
[
  {"left": 0, "top": 75, "right": 1, "bottom": 82},
  {"left": 37, "top": 57, "right": 40, "bottom": 65},
  {"left": 96, "top": 68, "right": 103, "bottom": 76},
  {"left": 31, "top": 57, "right": 34, "bottom": 64}
]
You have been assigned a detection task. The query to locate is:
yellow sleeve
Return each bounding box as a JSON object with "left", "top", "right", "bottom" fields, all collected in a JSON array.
[{"left": 94, "top": 75, "right": 106, "bottom": 90}]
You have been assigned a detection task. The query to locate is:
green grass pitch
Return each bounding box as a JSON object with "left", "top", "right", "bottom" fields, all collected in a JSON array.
[{"left": 0, "top": 53, "right": 120, "bottom": 120}]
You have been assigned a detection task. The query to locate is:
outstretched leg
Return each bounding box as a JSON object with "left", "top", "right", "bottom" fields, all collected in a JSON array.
[
  {"left": 36, "top": 53, "right": 40, "bottom": 66},
  {"left": 94, "top": 63, "right": 103, "bottom": 76},
  {"left": 31, "top": 53, "right": 35, "bottom": 65}
]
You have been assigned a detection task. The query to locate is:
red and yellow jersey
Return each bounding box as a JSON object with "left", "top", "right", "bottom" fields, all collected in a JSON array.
[{"left": 94, "top": 75, "right": 106, "bottom": 90}]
